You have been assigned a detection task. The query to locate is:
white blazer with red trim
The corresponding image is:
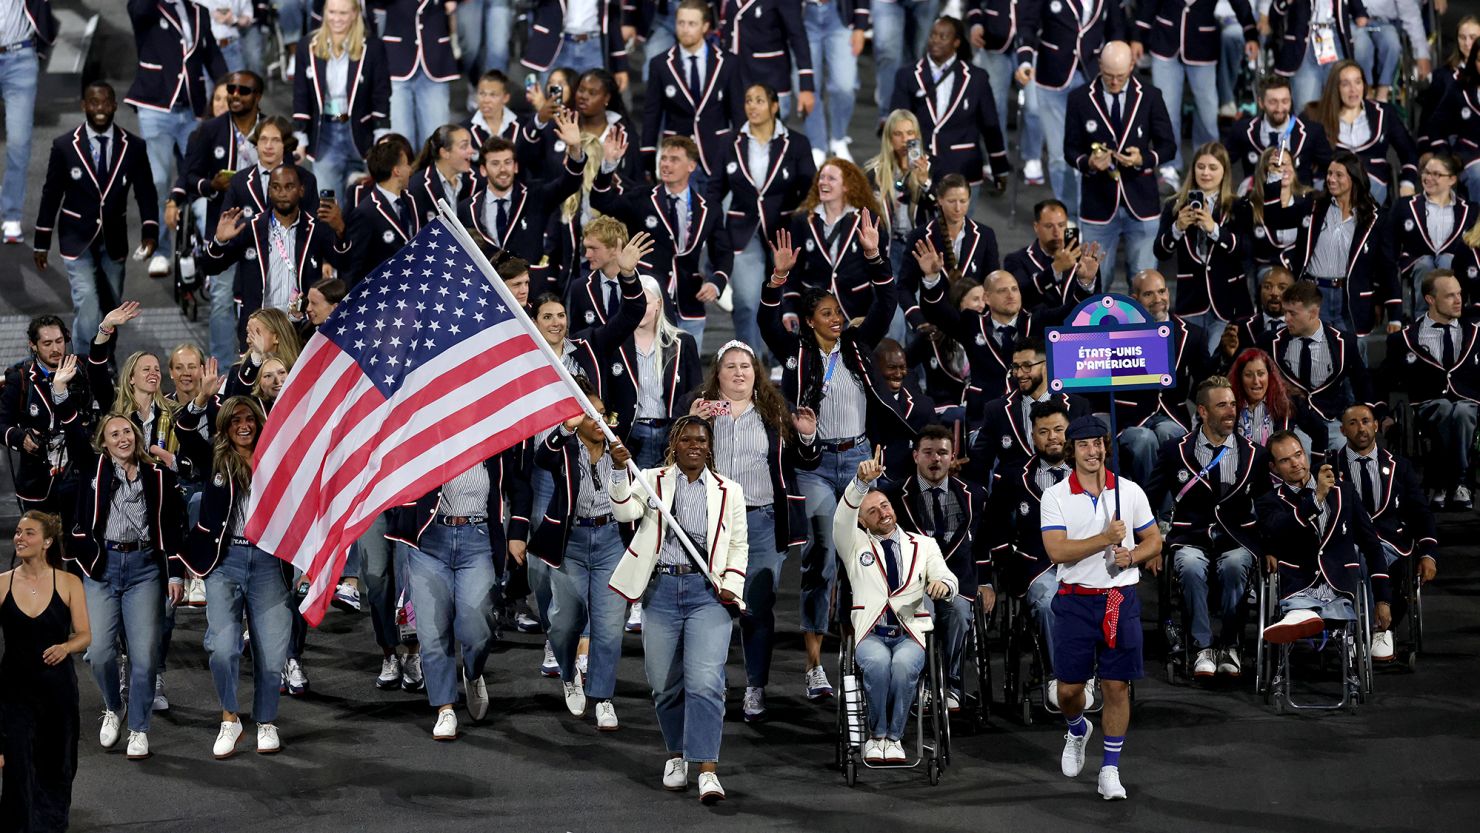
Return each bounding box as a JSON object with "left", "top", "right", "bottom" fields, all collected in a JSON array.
[{"left": 608, "top": 465, "right": 749, "bottom": 607}]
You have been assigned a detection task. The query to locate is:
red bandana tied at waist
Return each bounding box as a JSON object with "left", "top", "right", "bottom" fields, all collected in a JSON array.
[{"left": 1058, "top": 584, "right": 1126, "bottom": 648}]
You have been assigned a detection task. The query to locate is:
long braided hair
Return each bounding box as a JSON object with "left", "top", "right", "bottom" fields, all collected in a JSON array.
[{"left": 661, "top": 415, "right": 718, "bottom": 473}]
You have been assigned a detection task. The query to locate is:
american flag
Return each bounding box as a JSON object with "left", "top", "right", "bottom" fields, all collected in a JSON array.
[{"left": 244, "top": 217, "right": 584, "bottom": 625}]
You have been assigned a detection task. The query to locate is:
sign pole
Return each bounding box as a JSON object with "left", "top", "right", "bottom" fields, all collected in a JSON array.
[{"left": 1107, "top": 395, "right": 1121, "bottom": 519}]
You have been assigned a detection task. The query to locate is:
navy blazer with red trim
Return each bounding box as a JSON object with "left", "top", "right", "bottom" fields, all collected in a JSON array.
[
  {"left": 70, "top": 455, "right": 185, "bottom": 580},
  {"left": 706, "top": 125, "right": 815, "bottom": 251},
  {"left": 124, "top": 0, "right": 228, "bottom": 116},
  {"left": 1331, "top": 444, "right": 1438, "bottom": 562},
  {"left": 1154, "top": 197, "right": 1251, "bottom": 321},
  {"left": 887, "top": 474, "right": 992, "bottom": 598},
  {"left": 34, "top": 124, "right": 159, "bottom": 261},
  {"left": 985, "top": 454, "right": 1056, "bottom": 592},
  {"left": 0, "top": 359, "right": 92, "bottom": 508},
  {"left": 1065, "top": 76, "right": 1177, "bottom": 224},
  {"left": 641, "top": 43, "right": 745, "bottom": 177},
  {"left": 1268, "top": 0, "right": 1365, "bottom": 79},
  {"left": 1222, "top": 114, "right": 1333, "bottom": 187},
  {"left": 520, "top": 0, "right": 629, "bottom": 74},
  {"left": 1148, "top": 429, "right": 1270, "bottom": 554},
  {"left": 1132, "top": 0, "right": 1256, "bottom": 65},
  {"left": 887, "top": 58, "right": 1009, "bottom": 185},
  {"left": 370, "top": 0, "right": 460, "bottom": 82},
  {"left": 899, "top": 219, "right": 1001, "bottom": 330},
  {"left": 290, "top": 34, "right": 392, "bottom": 161},
  {"left": 1256, "top": 478, "right": 1390, "bottom": 604},
  {"left": 1259, "top": 323, "right": 1376, "bottom": 422},
  {"left": 717, "top": 0, "right": 816, "bottom": 95},
  {"left": 1014, "top": 0, "right": 1127, "bottom": 90}
]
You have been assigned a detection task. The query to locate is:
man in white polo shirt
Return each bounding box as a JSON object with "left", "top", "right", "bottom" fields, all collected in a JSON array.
[{"left": 1040, "top": 416, "right": 1161, "bottom": 801}]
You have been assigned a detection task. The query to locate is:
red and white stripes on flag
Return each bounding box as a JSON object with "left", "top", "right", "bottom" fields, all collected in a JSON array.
[{"left": 243, "top": 218, "right": 583, "bottom": 625}]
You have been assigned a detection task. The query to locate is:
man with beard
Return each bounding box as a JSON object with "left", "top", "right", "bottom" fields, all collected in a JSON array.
[
  {"left": 1218, "top": 266, "right": 1294, "bottom": 369},
  {"left": 885, "top": 424, "right": 993, "bottom": 710},
  {"left": 0, "top": 316, "right": 92, "bottom": 526},
  {"left": 967, "top": 337, "right": 1091, "bottom": 483},
  {"left": 1040, "top": 415, "right": 1161, "bottom": 801},
  {"left": 1149, "top": 376, "right": 1270, "bottom": 679},
  {"left": 1004, "top": 199, "right": 1103, "bottom": 321},
  {"left": 164, "top": 70, "right": 265, "bottom": 236}
]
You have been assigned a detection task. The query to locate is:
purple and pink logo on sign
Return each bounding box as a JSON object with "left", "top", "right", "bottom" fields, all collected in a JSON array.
[{"left": 1046, "top": 295, "right": 1176, "bottom": 393}]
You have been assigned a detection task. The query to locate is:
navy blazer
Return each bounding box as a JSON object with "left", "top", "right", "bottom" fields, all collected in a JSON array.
[
  {"left": 1329, "top": 99, "right": 1419, "bottom": 193},
  {"left": 899, "top": 219, "right": 1001, "bottom": 330},
  {"left": 200, "top": 210, "right": 352, "bottom": 342},
  {"left": 528, "top": 429, "right": 633, "bottom": 567},
  {"left": 1223, "top": 114, "right": 1334, "bottom": 187},
  {"left": 343, "top": 186, "right": 423, "bottom": 285},
  {"left": 964, "top": 0, "right": 1019, "bottom": 54},
  {"left": 786, "top": 209, "right": 882, "bottom": 323},
  {"left": 865, "top": 376, "right": 938, "bottom": 479},
  {"left": 70, "top": 455, "right": 185, "bottom": 580},
  {"left": 1268, "top": 0, "right": 1366, "bottom": 79},
  {"left": 967, "top": 391, "right": 1092, "bottom": 482},
  {"left": 1231, "top": 187, "right": 1310, "bottom": 271},
  {"left": 985, "top": 454, "right": 1057, "bottom": 592},
  {"left": 1259, "top": 323, "right": 1375, "bottom": 422},
  {"left": 34, "top": 124, "right": 159, "bottom": 261},
  {"left": 919, "top": 284, "right": 1032, "bottom": 405},
  {"left": 1154, "top": 198, "right": 1251, "bottom": 321},
  {"left": 457, "top": 154, "right": 585, "bottom": 263},
  {"left": 887, "top": 58, "right": 1009, "bottom": 185},
  {"left": 1387, "top": 194, "right": 1474, "bottom": 281},
  {"left": 1256, "top": 479, "right": 1389, "bottom": 604},
  {"left": 1426, "top": 81, "right": 1480, "bottom": 165},
  {"left": 171, "top": 114, "right": 266, "bottom": 235},
  {"left": 1133, "top": 0, "right": 1256, "bottom": 65},
  {"left": 185, "top": 473, "right": 290, "bottom": 582},
  {"left": 404, "top": 165, "right": 477, "bottom": 227},
  {"left": 371, "top": 0, "right": 459, "bottom": 81},
  {"left": 1015, "top": 0, "right": 1127, "bottom": 90},
  {"left": 563, "top": 272, "right": 648, "bottom": 440},
  {"left": 219, "top": 163, "right": 321, "bottom": 222},
  {"left": 124, "top": 0, "right": 228, "bottom": 116},
  {"left": 1149, "top": 430, "right": 1270, "bottom": 554},
  {"left": 641, "top": 44, "right": 745, "bottom": 177},
  {"left": 1065, "top": 76, "right": 1177, "bottom": 223},
  {"left": 1330, "top": 444, "right": 1437, "bottom": 562},
  {"left": 15, "top": 0, "right": 57, "bottom": 47},
  {"left": 1267, "top": 194, "right": 1399, "bottom": 335},
  {"left": 291, "top": 34, "right": 392, "bottom": 161},
  {"left": 887, "top": 474, "right": 993, "bottom": 598},
  {"left": 1380, "top": 318, "right": 1480, "bottom": 405},
  {"left": 707, "top": 125, "right": 815, "bottom": 251},
  {"left": 521, "top": 0, "right": 629, "bottom": 74},
  {"left": 717, "top": 0, "right": 816, "bottom": 95},
  {"left": 590, "top": 173, "right": 733, "bottom": 323},
  {"left": 0, "top": 359, "right": 92, "bottom": 508},
  {"left": 1004, "top": 241, "right": 1101, "bottom": 322}
]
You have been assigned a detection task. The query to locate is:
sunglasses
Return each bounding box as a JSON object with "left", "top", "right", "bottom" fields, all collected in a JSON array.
[{"left": 227, "top": 84, "right": 259, "bottom": 96}]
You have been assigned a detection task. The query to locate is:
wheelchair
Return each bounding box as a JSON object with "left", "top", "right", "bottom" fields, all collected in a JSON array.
[
  {"left": 835, "top": 630, "right": 949, "bottom": 787},
  {"left": 171, "top": 197, "right": 205, "bottom": 321},
  {"left": 999, "top": 590, "right": 1107, "bottom": 724},
  {"left": 954, "top": 605, "right": 994, "bottom": 732},
  {"left": 1257, "top": 571, "right": 1375, "bottom": 714},
  {"left": 1158, "top": 544, "right": 1264, "bottom": 686}
]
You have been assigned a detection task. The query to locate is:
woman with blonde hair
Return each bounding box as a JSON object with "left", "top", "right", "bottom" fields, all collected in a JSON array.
[
  {"left": 866, "top": 109, "right": 935, "bottom": 275},
  {"left": 627, "top": 275, "right": 703, "bottom": 471},
  {"left": 1154, "top": 142, "right": 1249, "bottom": 354},
  {"left": 230, "top": 308, "right": 303, "bottom": 396},
  {"left": 291, "top": 0, "right": 390, "bottom": 197}
]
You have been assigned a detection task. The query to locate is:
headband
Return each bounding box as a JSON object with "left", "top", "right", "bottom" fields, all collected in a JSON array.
[{"left": 714, "top": 340, "right": 756, "bottom": 361}]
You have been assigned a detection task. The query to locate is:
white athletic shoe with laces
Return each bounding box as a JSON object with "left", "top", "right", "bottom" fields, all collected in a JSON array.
[
  {"left": 1098, "top": 765, "right": 1128, "bottom": 800},
  {"left": 595, "top": 700, "right": 619, "bottom": 731},
  {"left": 1061, "top": 720, "right": 1094, "bottom": 777}
]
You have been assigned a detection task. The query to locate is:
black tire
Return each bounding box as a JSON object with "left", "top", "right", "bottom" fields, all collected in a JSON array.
[
  {"left": 845, "top": 755, "right": 857, "bottom": 788},
  {"left": 927, "top": 757, "right": 940, "bottom": 786}
]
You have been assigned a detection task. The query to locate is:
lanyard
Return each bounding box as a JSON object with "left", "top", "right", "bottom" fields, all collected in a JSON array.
[
  {"left": 1176, "top": 446, "right": 1228, "bottom": 501},
  {"left": 821, "top": 348, "right": 842, "bottom": 394},
  {"left": 269, "top": 217, "right": 297, "bottom": 276}
]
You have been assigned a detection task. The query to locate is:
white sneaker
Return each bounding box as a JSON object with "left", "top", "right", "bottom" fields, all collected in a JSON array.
[
  {"left": 1263, "top": 609, "right": 1324, "bottom": 643},
  {"left": 284, "top": 657, "right": 308, "bottom": 695},
  {"left": 742, "top": 686, "right": 766, "bottom": 722},
  {"left": 99, "top": 710, "right": 122, "bottom": 748},
  {"left": 863, "top": 738, "right": 885, "bottom": 763},
  {"left": 1098, "top": 765, "right": 1128, "bottom": 800},
  {"left": 186, "top": 577, "right": 207, "bottom": 606},
  {"left": 433, "top": 709, "right": 458, "bottom": 741},
  {"left": 945, "top": 690, "right": 962, "bottom": 711},
  {"left": 804, "top": 665, "right": 834, "bottom": 700},
  {"left": 663, "top": 757, "right": 689, "bottom": 790},
  {"left": 401, "top": 652, "right": 425, "bottom": 693},
  {"left": 147, "top": 254, "right": 170, "bottom": 277},
  {"left": 1083, "top": 679, "right": 1097, "bottom": 711},
  {"left": 1046, "top": 678, "right": 1059, "bottom": 709},
  {"left": 126, "top": 730, "right": 150, "bottom": 760},
  {"left": 540, "top": 641, "right": 560, "bottom": 677},
  {"left": 828, "top": 138, "right": 854, "bottom": 163},
  {"left": 1158, "top": 164, "right": 1181, "bottom": 190},
  {"left": 1372, "top": 630, "right": 1396, "bottom": 661},
  {"left": 2, "top": 219, "right": 22, "bottom": 244},
  {"left": 152, "top": 675, "right": 169, "bottom": 711},
  {"left": 811, "top": 147, "right": 826, "bottom": 168},
  {"left": 1023, "top": 158, "right": 1045, "bottom": 185},
  {"left": 576, "top": 653, "right": 589, "bottom": 678},
  {"left": 625, "top": 603, "right": 643, "bottom": 633},
  {"left": 563, "top": 678, "right": 587, "bottom": 717},
  {"left": 1218, "top": 647, "right": 1243, "bottom": 676},
  {"left": 213, "top": 720, "right": 244, "bottom": 759},
  {"left": 377, "top": 653, "right": 402, "bottom": 689},
  {"left": 883, "top": 738, "right": 907, "bottom": 763},
  {"left": 698, "top": 771, "right": 726, "bottom": 804},
  {"left": 716, "top": 284, "right": 734, "bottom": 313},
  {"left": 515, "top": 612, "right": 542, "bottom": 633},
  {"left": 1061, "top": 720, "right": 1094, "bottom": 777},
  {"left": 1428, "top": 488, "right": 1448, "bottom": 510},
  {"left": 332, "top": 582, "right": 362, "bottom": 611},
  {"left": 464, "top": 670, "right": 489, "bottom": 722},
  {"left": 1193, "top": 647, "right": 1218, "bottom": 677},
  {"left": 595, "top": 700, "right": 619, "bottom": 731},
  {"left": 256, "top": 723, "right": 281, "bottom": 754},
  {"left": 1451, "top": 484, "right": 1473, "bottom": 510},
  {"left": 1218, "top": 102, "right": 1238, "bottom": 119}
]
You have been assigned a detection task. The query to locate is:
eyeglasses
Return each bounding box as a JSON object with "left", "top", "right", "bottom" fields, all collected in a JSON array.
[
  {"left": 1009, "top": 360, "right": 1045, "bottom": 372},
  {"left": 226, "top": 84, "right": 259, "bottom": 96},
  {"left": 1421, "top": 169, "right": 1455, "bottom": 179}
]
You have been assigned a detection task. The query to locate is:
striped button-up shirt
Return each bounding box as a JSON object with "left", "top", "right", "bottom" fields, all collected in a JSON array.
[
  {"left": 105, "top": 465, "right": 149, "bottom": 544},
  {"left": 1192, "top": 430, "right": 1238, "bottom": 488},
  {"left": 573, "top": 437, "right": 617, "bottom": 519},
  {"left": 1307, "top": 203, "right": 1356, "bottom": 279},
  {"left": 658, "top": 469, "right": 710, "bottom": 566},
  {"left": 916, "top": 476, "right": 963, "bottom": 542},
  {"left": 1287, "top": 328, "right": 1334, "bottom": 388},
  {"left": 714, "top": 405, "right": 773, "bottom": 506},
  {"left": 817, "top": 345, "right": 867, "bottom": 440},
  {"left": 438, "top": 463, "right": 490, "bottom": 518}
]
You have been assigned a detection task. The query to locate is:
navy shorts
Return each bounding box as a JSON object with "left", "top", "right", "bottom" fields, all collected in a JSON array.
[{"left": 1051, "top": 586, "right": 1144, "bottom": 683}]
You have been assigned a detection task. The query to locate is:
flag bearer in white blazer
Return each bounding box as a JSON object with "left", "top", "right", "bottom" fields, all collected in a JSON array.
[
  {"left": 609, "top": 416, "right": 747, "bottom": 805},
  {"left": 835, "top": 445, "right": 957, "bottom": 766}
]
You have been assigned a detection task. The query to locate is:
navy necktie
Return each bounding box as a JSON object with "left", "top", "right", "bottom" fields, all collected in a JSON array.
[
  {"left": 882, "top": 538, "right": 901, "bottom": 592},
  {"left": 604, "top": 279, "right": 619, "bottom": 318},
  {"left": 1051, "top": 467, "right": 1067, "bottom": 484},
  {"left": 666, "top": 195, "right": 683, "bottom": 248},
  {"left": 397, "top": 196, "right": 414, "bottom": 234},
  {"left": 94, "top": 135, "right": 109, "bottom": 174},
  {"left": 929, "top": 487, "right": 948, "bottom": 545},
  {"left": 1205, "top": 443, "right": 1225, "bottom": 497},
  {"left": 1298, "top": 336, "right": 1314, "bottom": 385},
  {"left": 1109, "top": 92, "right": 1124, "bottom": 134},
  {"left": 688, "top": 54, "right": 702, "bottom": 95},
  {"left": 996, "top": 324, "right": 1016, "bottom": 347},
  {"left": 1435, "top": 322, "right": 1456, "bottom": 367},
  {"left": 495, "top": 197, "right": 509, "bottom": 243},
  {"left": 1358, "top": 455, "right": 1377, "bottom": 515}
]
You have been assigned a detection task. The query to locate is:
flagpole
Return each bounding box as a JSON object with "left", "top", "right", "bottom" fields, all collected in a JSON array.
[{"left": 434, "top": 201, "right": 727, "bottom": 595}]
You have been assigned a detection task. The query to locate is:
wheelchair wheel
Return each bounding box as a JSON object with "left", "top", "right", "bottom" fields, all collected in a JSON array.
[
  {"left": 931, "top": 636, "right": 952, "bottom": 769},
  {"left": 927, "top": 757, "right": 940, "bottom": 786},
  {"left": 844, "top": 754, "right": 858, "bottom": 788}
]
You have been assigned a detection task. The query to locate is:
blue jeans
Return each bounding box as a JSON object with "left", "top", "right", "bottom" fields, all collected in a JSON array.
[
  {"left": 642, "top": 572, "right": 732, "bottom": 762},
  {"left": 740, "top": 506, "right": 786, "bottom": 687},
  {"left": 1150, "top": 56, "right": 1218, "bottom": 170},
  {"left": 855, "top": 630, "right": 925, "bottom": 740},
  {"left": 628, "top": 420, "right": 672, "bottom": 471},
  {"left": 310, "top": 121, "right": 366, "bottom": 205},
  {"left": 930, "top": 591, "right": 973, "bottom": 691},
  {"left": 548, "top": 525, "right": 625, "bottom": 699},
  {"left": 1217, "top": 17, "right": 1245, "bottom": 105},
  {"left": 551, "top": 35, "right": 606, "bottom": 77},
  {"left": 407, "top": 522, "right": 497, "bottom": 708},
  {"left": 801, "top": 5, "right": 858, "bottom": 148},
  {"left": 456, "top": 0, "right": 515, "bottom": 77},
  {"left": 640, "top": 8, "right": 678, "bottom": 83},
  {"left": 1020, "top": 74, "right": 1046, "bottom": 170},
  {"left": 1038, "top": 72, "right": 1083, "bottom": 217},
  {"left": 676, "top": 316, "right": 705, "bottom": 353},
  {"left": 207, "top": 266, "right": 239, "bottom": 367},
  {"left": 83, "top": 548, "right": 164, "bottom": 733},
  {"left": 1118, "top": 413, "right": 1188, "bottom": 487},
  {"left": 1026, "top": 568, "right": 1058, "bottom": 667},
  {"left": 391, "top": 73, "right": 451, "bottom": 153},
  {"left": 731, "top": 233, "right": 768, "bottom": 361},
  {"left": 1292, "top": 39, "right": 1344, "bottom": 111},
  {"left": 135, "top": 105, "right": 198, "bottom": 256},
  {"left": 527, "top": 467, "right": 556, "bottom": 628},
  {"left": 1415, "top": 398, "right": 1479, "bottom": 489},
  {"left": 797, "top": 441, "right": 871, "bottom": 633},
  {"left": 871, "top": 0, "right": 937, "bottom": 117},
  {"left": 240, "top": 25, "right": 265, "bottom": 78},
  {"left": 358, "top": 514, "right": 406, "bottom": 651},
  {"left": 204, "top": 545, "right": 293, "bottom": 722},
  {"left": 1173, "top": 543, "right": 1255, "bottom": 649},
  {"left": 1082, "top": 211, "right": 1158, "bottom": 289},
  {"left": 1183, "top": 310, "right": 1230, "bottom": 357},
  {"left": 0, "top": 45, "right": 39, "bottom": 223},
  {"left": 277, "top": 0, "right": 309, "bottom": 44},
  {"left": 1352, "top": 20, "right": 1402, "bottom": 88},
  {"left": 975, "top": 50, "right": 1012, "bottom": 146},
  {"left": 64, "top": 242, "right": 125, "bottom": 346},
  {"left": 1317, "top": 283, "right": 1357, "bottom": 335},
  {"left": 218, "top": 37, "right": 246, "bottom": 73}
]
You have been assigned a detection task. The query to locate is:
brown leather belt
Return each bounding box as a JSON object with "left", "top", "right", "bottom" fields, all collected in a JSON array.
[{"left": 438, "top": 515, "right": 487, "bottom": 527}]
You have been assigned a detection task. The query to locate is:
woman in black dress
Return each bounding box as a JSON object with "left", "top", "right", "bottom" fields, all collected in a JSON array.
[{"left": 1, "top": 510, "right": 91, "bottom": 832}]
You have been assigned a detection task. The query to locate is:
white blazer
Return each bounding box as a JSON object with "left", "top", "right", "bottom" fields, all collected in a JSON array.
[
  {"left": 608, "top": 465, "right": 749, "bottom": 609},
  {"left": 835, "top": 478, "right": 958, "bottom": 648}
]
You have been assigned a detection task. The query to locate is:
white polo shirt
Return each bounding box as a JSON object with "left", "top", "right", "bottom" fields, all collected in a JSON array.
[{"left": 1040, "top": 470, "right": 1155, "bottom": 589}]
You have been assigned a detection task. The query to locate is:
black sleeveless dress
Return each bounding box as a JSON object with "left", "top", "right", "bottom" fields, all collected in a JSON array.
[{"left": 1, "top": 570, "right": 80, "bottom": 833}]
